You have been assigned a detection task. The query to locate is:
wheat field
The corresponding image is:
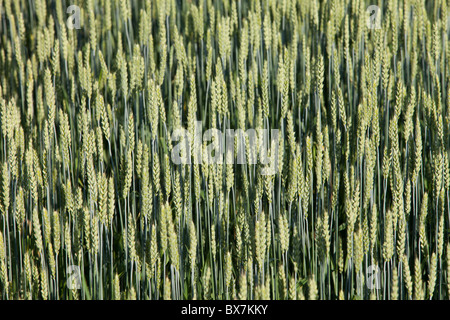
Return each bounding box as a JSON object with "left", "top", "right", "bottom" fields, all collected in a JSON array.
[{"left": 0, "top": 0, "right": 449, "bottom": 300}]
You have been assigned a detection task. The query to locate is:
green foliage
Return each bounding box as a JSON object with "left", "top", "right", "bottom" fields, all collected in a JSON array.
[{"left": 0, "top": 0, "right": 449, "bottom": 300}]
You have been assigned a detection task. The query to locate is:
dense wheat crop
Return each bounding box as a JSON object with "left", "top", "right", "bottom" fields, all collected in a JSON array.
[{"left": 0, "top": 0, "right": 449, "bottom": 300}]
